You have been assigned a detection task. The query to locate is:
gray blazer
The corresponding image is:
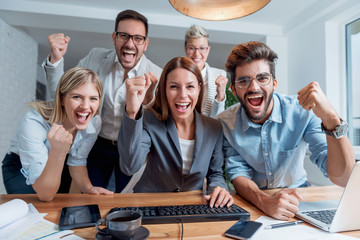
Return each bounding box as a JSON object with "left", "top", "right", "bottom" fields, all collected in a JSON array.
[
  {"left": 42, "top": 47, "right": 162, "bottom": 112},
  {"left": 118, "top": 109, "right": 228, "bottom": 194}
]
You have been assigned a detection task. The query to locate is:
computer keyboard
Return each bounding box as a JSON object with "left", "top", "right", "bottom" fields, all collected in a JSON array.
[
  {"left": 108, "top": 204, "right": 250, "bottom": 224},
  {"left": 303, "top": 209, "right": 336, "bottom": 225}
]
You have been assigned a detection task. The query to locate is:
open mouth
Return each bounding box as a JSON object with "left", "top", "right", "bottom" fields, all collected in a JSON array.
[
  {"left": 76, "top": 112, "right": 90, "bottom": 124},
  {"left": 122, "top": 49, "right": 136, "bottom": 62},
  {"left": 247, "top": 95, "right": 264, "bottom": 108},
  {"left": 192, "top": 58, "right": 202, "bottom": 63},
  {"left": 175, "top": 102, "right": 190, "bottom": 112}
]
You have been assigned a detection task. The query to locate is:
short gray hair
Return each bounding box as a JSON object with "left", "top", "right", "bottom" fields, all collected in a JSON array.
[{"left": 185, "top": 24, "right": 209, "bottom": 46}]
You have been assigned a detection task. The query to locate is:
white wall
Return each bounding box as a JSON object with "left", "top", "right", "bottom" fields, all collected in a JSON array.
[
  {"left": 286, "top": 1, "right": 360, "bottom": 185},
  {"left": 0, "top": 19, "right": 37, "bottom": 194}
]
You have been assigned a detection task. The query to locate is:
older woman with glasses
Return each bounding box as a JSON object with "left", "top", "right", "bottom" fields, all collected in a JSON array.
[{"left": 184, "top": 24, "right": 228, "bottom": 118}]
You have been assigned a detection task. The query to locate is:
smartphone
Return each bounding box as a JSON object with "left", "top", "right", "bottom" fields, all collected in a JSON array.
[
  {"left": 225, "top": 220, "right": 263, "bottom": 239},
  {"left": 59, "top": 204, "right": 101, "bottom": 230}
]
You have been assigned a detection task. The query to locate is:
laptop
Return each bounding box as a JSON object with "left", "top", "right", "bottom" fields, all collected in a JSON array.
[{"left": 295, "top": 161, "right": 360, "bottom": 232}]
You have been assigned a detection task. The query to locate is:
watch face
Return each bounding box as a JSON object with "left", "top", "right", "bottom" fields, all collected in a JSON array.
[{"left": 334, "top": 122, "right": 349, "bottom": 139}]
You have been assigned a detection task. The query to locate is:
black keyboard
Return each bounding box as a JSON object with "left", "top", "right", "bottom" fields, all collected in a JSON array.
[
  {"left": 108, "top": 204, "right": 250, "bottom": 224},
  {"left": 303, "top": 209, "right": 336, "bottom": 225}
]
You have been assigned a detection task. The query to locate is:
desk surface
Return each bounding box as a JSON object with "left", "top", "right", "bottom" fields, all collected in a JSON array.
[{"left": 1, "top": 185, "right": 359, "bottom": 239}]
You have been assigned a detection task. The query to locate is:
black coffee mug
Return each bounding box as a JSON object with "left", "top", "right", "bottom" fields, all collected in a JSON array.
[{"left": 96, "top": 210, "right": 142, "bottom": 239}]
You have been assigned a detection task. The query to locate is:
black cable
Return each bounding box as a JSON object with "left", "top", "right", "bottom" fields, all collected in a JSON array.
[{"left": 179, "top": 218, "right": 184, "bottom": 240}]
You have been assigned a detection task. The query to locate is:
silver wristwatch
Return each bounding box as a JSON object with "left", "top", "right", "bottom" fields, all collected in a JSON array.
[{"left": 321, "top": 119, "right": 348, "bottom": 139}]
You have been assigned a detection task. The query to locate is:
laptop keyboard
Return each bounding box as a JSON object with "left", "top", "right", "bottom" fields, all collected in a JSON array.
[
  {"left": 302, "top": 209, "right": 336, "bottom": 224},
  {"left": 108, "top": 204, "right": 250, "bottom": 224}
]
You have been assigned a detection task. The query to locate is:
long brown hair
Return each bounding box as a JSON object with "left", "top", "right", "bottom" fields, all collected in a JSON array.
[{"left": 150, "top": 57, "right": 204, "bottom": 121}]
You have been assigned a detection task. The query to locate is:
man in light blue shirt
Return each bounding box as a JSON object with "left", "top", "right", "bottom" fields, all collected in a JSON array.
[{"left": 217, "top": 41, "right": 355, "bottom": 220}]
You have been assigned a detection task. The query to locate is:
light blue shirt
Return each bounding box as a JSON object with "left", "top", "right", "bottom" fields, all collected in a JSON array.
[
  {"left": 8, "top": 108, "right": 101, "bottom": 185},
  {"left": 217, "top": 93, "right": 328, "bottom": 189}
]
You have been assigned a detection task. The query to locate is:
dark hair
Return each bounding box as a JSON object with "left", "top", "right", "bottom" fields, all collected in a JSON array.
[
  {"left": 226, "top": 41, "right": 278, "bottom": 85},
  {"left": 150, "top": 57, "right": 204, "bottom": 121},
  {"left": 114, "top": 9, "right": 148, "bottom": 36}
]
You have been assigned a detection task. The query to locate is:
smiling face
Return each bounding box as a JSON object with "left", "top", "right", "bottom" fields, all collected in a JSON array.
[
  {"left": 112, "top": 19, "right": 149, "bottom": 74},
  {"left": 166, "top": 68, "right": 201, "bottom": 123},
  {"left": 61, "top": 82, "right": 100, "bottom": 131},
  {"left": 185, "top": 37, "right": 210, "bottom": 70},
  {"left": 231, "top": 59, "right": 277, "bottom": 124}
]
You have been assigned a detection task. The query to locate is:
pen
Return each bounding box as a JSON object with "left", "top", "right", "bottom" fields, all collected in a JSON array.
[{"left": 265, "top": 220, "right": 303, "bottom": 230}]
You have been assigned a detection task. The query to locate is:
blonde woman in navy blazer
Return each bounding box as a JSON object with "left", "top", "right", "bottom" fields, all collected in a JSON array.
[{"left": 118, "top": 57, "right": 233, "bottom": 207}]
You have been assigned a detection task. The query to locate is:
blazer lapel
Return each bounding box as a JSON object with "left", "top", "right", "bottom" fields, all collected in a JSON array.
[
  {"left": 165, "top": 115, "right": 182, "bottom": 160},
  {"left": 98, "top": 51, "right": 117, "bottom": 114},
  {"left": 191, "top": 110, "right": 204, "bottom": 169}
]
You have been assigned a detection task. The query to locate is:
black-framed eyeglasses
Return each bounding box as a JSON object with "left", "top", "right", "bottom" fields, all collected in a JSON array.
[
  {"left": 185, "top": 46, "right": 209, "bottom": 54},
  {"left": 235, "top": 72, "right": 272, "bottom": 89},
  {"left": 115, "top": 32, "right": 147, "bottom": 45}
]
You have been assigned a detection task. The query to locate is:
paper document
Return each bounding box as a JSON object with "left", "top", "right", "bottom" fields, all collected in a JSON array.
[
  {"left": 252, "top": 216, "right": 358, "bottom": 240},
  {"left": 0, "top": 199, "right": 80, "bottom": 240}
]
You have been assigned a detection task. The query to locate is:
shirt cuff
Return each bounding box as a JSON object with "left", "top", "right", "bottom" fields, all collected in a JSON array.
[{"left": 46, "top": 55, "right": 63, "bottom": 67}]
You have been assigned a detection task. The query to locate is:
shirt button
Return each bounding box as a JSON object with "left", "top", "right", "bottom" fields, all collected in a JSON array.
[
  {"left": 268, "top": 172, "right": 272, "bottom": 175},
  {"left": 263, "top": 131, "right": 266, "bottom": 135},
  {"left": 265, "top": 153, "right": 269, "bottom": 156}
]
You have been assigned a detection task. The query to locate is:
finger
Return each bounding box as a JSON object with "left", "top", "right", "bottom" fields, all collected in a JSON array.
[
  {"left": 144, "top": 73, "right": 152, "bottom": 89},
  {"left": 87, "top": 187, "right": 100, "bottom": 195},
  {"left": 226, "top": 195, "right": 234, "bottom": 208},
  {"left": 282, "top": 205, "right": 297, "bottom": 218},
  {"left": 287, "top": 189, "right": 303, "bottom": 201},
  {"left": 128, "top": 75, "right": 146, "bottom": 87},
  {"left": 98, "top": 188, "right": 114, "bottom": 195},
  {"left": 204, "top": 195, "right": 211, "bottom": 200},
  {"left": 148, "top": 72, "right": 158, "bottom": 84},
  {"left": 218, "top": 191, "right": 231, "bottom": 208},
  {"left": 209, "top": 187, "right": 221, "bottom": 208},
  {"left": 214, "top": 189, "right": 226, "bottom": 208}
]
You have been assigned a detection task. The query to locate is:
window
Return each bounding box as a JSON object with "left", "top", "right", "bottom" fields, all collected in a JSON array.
[{"left": 346, "top": 18, "right": 360, "bottom": 147}]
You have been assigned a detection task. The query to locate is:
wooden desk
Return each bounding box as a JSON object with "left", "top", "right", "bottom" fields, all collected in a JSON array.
[{"left": 1, "top": 185, "right": 359, "bottom": 239}]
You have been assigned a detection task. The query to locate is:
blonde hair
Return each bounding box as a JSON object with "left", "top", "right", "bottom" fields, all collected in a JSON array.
[
  {"left": 150, "top": 57, "right": 204, "bottom": 121},
  {"left": 29, "top": 67, "right": 103, "bottom": 123},
  {"left": 185, "top": 24, "right": 209, "bottom": 46}
]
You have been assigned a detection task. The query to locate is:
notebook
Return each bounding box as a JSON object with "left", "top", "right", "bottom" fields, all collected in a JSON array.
[{"left": 295, "top": 161, "right": 360, "bottom": 232}]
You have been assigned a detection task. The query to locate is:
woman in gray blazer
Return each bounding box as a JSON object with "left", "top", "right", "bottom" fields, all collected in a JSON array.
[{"left": 118, "top": 57, "right": 233, "bottom": 208}]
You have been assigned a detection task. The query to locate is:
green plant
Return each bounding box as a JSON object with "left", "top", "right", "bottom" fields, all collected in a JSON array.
[{"left": 225, "top": 79, "right": 239, "bottom": 109}]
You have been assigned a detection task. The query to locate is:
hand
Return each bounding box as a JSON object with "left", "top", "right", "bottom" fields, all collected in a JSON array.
[
  {"left": 125, "top": 74, "right": 152, "bottom": 118},
  {"left": 297, "top": 82, "right": 339, "bottom": 129},
  {"left": 204, "top": 186, "right": 234, "bottom": 208},
  {"left": 260, "top": 188, "right": 303, "bottom": 220},
  {"left": 215, "top": 75, "right": 228, "bottom": 102},
  {"left": 85, "top": 186, "right": 114, "bottom": 195},
  {"left": 47, "top": 123, "right": 72, "bottom": 157},
  {"left": 48, "top": 33, "right": 70, "bottom": 63},
  {"left": 143, "top": 72, "right": 159, "bottom": 105}
]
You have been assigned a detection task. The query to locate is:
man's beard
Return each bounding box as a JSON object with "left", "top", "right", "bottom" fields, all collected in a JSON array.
[{"left": 237, "top": 90, "right": 273, "bottom": 123}]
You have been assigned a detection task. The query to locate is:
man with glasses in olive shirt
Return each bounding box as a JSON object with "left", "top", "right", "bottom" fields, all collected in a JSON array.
[
  {"left": 217, "top": 41, "right": 355, "bottom": 221},
  {"left": 42, "top": 10, "right": 162, "bottom": 193}
]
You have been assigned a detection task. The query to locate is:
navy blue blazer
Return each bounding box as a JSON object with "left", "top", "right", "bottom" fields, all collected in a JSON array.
[{"left": 118, "top": 109, "right": 228, "bottom": 194}]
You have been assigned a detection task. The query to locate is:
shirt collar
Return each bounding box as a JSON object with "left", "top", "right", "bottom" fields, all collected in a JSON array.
[
  {"left": 240, "top": 93, "right": 283, "bottom": 131},
  {"left": 114, "top": 55, "right": 144, "bottom": 79}
]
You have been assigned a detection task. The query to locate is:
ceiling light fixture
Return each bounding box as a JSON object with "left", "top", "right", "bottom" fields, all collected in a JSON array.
[{"left": 169, "top": 0, "right": 271, "bottom": 21}]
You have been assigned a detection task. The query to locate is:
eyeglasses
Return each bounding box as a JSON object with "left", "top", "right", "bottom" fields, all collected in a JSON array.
[
  {"left": 115, "top": 32, "right": 147, "bottom": 45},
  {"left": 235, "top": 72, "right": 272, "bottom": 89},
  {"left": 185, "top": 46, "right": 209, "bottom": 54}
]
